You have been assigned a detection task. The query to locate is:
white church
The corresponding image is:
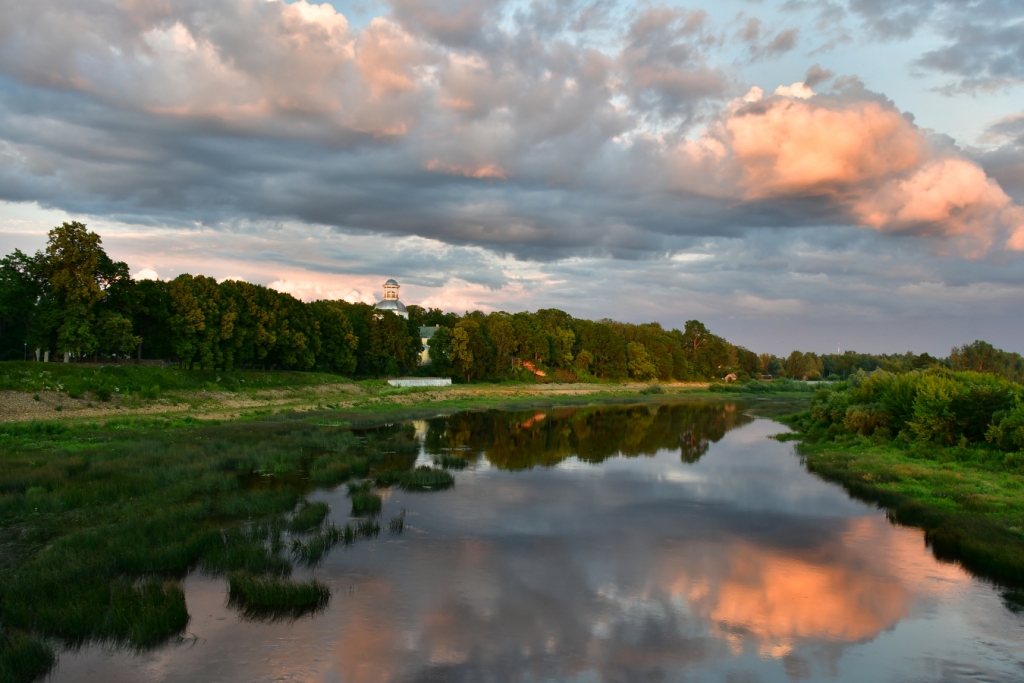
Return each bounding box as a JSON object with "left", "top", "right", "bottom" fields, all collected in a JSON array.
[{"left": 374, "top": 279, "right": 437, "bottom": 367}]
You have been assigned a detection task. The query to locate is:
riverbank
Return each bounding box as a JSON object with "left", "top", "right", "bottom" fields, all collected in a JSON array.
[
  {"left": 0, "top": 361, "right": 820, "bottom": 426},
  {"left": 779, "top": 369, "right": 1024, "bottom": 589},
  {"left": 786, "top": 438, "right": 1024, "bottom": 589}
]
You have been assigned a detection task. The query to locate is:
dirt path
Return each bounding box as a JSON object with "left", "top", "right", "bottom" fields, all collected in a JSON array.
[{"left": 0, "top": 382, "right": 709, "bottom": 424}]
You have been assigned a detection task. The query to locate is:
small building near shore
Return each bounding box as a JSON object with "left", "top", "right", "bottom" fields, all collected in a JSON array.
[
  {"left": 419, "top": 326, "right": 438, "bottom": 365},
  {"left": 387, "top": 377, "right": 451, "bottom": 387}
]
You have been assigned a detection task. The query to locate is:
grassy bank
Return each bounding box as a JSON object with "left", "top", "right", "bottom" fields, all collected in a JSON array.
[
  {"left": 0, "top": 361, "right": 346, "bottom": 397},
  {"left": 783, "top": 368, "right": 1024, "bottom": 587},
  {"left": 789, "top": 439, "right": 1024, "bottom": 586},
  {"left": 0, "top": 360, "right": 824, "bottom": 427}
]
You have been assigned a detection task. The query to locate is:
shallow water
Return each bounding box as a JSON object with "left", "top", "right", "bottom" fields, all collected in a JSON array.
[{"left": 50, "top": 402, "right": 1024, "bottom": 682}]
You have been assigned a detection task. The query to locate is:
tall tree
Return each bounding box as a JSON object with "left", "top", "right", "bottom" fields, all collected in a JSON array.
[
  {"left": 311, "top": 301, "right": 358, "bottom": 374},
  {"left": 0, "top": 249, "right": 43, "bottom": 360},
  {"left": 40, "top": 222, "right": 134, "bottom": 358}
]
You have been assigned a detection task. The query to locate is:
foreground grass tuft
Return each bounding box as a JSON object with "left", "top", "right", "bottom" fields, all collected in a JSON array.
[
  {"left": 291, "top": 525, "right": 343, "bottom": 566},
  {"left": 433, "top": 454, "right": 468, "bottom": 470},
  {"left": 288, "top": 501, "right": 329, "bottom": 533},
  {"left": 376, "top": 466, "right": 454, "bottom": 491},
  {"left": 227, "top": 572, "right": 330, "bottom": 620},
  {"left": 0, "top": 630, "right": 54, "bottom": 683},
  {"left": 348, "top": 482, "right": 383, "bottom": 516}
]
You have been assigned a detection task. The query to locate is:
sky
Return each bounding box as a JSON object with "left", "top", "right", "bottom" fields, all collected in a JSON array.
[{"left": 0, "top": 0, "right": 1022, "bottom": 356}]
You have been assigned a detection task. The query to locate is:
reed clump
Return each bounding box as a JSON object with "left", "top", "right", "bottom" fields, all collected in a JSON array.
[
  {"left": 356, "top": 519, "right": 381, "bottom": 538},
  {"left": 287, "top": 501, "right": 329, "bottom": 533},
  {"left": 291, "top": 524, "right": 342, "bottom": 567},
  {"left": 0, "top": 630, "right": 54, "bottom": 683},
  {"left": 389, "top": 509, "right": 406, "bottom": 534},
  {"left": 0, "top": 416, "right": 437, "bottom": 680},
  {"left": 227, "top": 572, "right": 331, "bottom": 620},
  {"left": 347, "top": 481, "right": 383, "bottom": 515},
  {"left": 433, "top": 454, "right": 468, "bottom": 470},
  {"left": 376, "top": 466, "right": 454, "bottom": 491}
]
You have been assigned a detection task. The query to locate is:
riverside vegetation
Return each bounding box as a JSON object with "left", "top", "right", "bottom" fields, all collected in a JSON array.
[
  {"left": 0, "top": 414, "right": 440, "bottom": 683},
  {"left": 784, "top": 368, "right": 1024, "bottom": 588}
]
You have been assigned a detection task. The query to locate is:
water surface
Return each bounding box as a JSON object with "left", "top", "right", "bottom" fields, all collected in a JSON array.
[{"left": 51, "top": 402, "right": 1024, "bottom": 682}]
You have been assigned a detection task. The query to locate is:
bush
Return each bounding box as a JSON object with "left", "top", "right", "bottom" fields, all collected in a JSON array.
[{"left": 799, "top": 368, "right": 1024, "bottom": 466}]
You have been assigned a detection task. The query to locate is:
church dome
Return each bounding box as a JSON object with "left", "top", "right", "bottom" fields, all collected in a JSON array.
[
  {"left": 375, "top": 278, "right": 409, "bottom": 319},
  {"left": 375, "top": 299, "right": 408, "bottom": 314}
]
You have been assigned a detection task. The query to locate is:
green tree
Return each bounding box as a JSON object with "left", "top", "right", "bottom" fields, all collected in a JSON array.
[
  {"left": 450, "top": 326, "right": 474, "bottom": 382},
  {"left": 96, "top": 312, "right": 141, "bottom": 357},
  {"left": 950, "top": 340, "right": 1023, "bottom": 381},
  {"left": 627, "top": 341, "right": 657, "bottom": 381},
  {"left": 575, "top": 320, "right": 626, "bottom": 379},
  {"left": 0, "top": 249, "right": 43, "bottom": 359},
  {"left": 167, "top": 274, "right": 206, "bottom": 369},
  {"left": 41, "top": 222, "right": 134, "bottom": 357},
  {"left": 365, "top": 311, "right": 412, "bottom": 377},
  {"left": 427, "top": 325, "right": 454, "bottom": 374},
  {"left": 311, "top": 301, "right": 358, "bottom": 374},
  {"left": 485, "top": 314, "right": 516, "bottom": 378}
]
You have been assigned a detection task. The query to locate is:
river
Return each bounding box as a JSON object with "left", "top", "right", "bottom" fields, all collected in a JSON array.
[{"left": 50, "top": 401, "right": 1024, "bottom": 682}]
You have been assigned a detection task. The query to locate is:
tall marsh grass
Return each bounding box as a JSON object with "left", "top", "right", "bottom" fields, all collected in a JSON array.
[
  {"left": 0, "top": 416, "right": 453, "bottom": 681},
  {"left": 227, "top": 572, "right": 330, "bottom": 621}
]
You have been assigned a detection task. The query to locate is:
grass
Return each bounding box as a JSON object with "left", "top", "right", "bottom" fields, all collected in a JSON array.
[
  {"left": 356, "top": 519, "right": 381, "bottom": 538},
  {"left": 433, "top": 454, "right": 468, "bottom": 470},
  {"left": 709, "top": 378, "right": 818, "bottom": 394},
  {"left": 350, "top": 490, "right": 383, "bottom": 516},
  {"left": 0, "top": 415, "right": 441, "bottom": 681},
  {"left": 0, "top": 361, "right": 349, "bottom": 398},
  {"left": 287, "top": 501, "right": 329, "bottom": 533},
  {"left": 0, "top": 631, "right": 54, "bottom": 683},
  {"left": 291, "top": 525, "right": 343, "bottom": 567},
  {"left": 389, "top": 509, "right": 406, "bottom": 534},
  {"left": 227, "top": 572, "right": 330, "bottom": 621},
  {"left": 792, "top": 438, "right": 1024, "bottom": 586},
  {"left": 375, "top": 466, "right": 454, "bottom": 491}
]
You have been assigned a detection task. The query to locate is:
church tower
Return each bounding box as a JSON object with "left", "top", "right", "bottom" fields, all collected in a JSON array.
[{"left": 374, "top": 279, "right": 409, "bottom": 319}]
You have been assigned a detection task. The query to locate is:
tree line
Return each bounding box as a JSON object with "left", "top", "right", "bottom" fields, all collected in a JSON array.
[
  {"left": 0, "top": 222, "right": 746, "bottom": 381},
  {"left": 759, "top": 342, "right": 1023, "bottom": 383},
  {"left": 1, "top": 222, "right": 1021, "bottom": 383}
]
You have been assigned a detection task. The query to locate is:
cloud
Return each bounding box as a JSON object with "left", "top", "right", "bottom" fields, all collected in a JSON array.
[
  {"left": 845, "top": 0, "right": 1024, "bottom": 93},
  {"left": 665, "top": 87, "right": 1024, "bottom": 254},
  {"left": 0, "top": 0, "right": 1017, "bottom": 261},
  {"left": 803, "top": 63, "right": 835, "bottom": 88},
  {"left": 1, "top": 0, "right": 1024, "bottom": 356}
]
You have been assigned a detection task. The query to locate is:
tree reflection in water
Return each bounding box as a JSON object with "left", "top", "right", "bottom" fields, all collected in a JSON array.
[{"left": 423, "top": 401, "right": 753, "bottom": 470}]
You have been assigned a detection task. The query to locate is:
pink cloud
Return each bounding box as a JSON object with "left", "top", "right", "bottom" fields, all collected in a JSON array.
[
  {"left": 677, "top": 88, "right": 1024, "bottom": 254},
  {"left": 425, "top": 159, "right": 509, "bottom": 179}
]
